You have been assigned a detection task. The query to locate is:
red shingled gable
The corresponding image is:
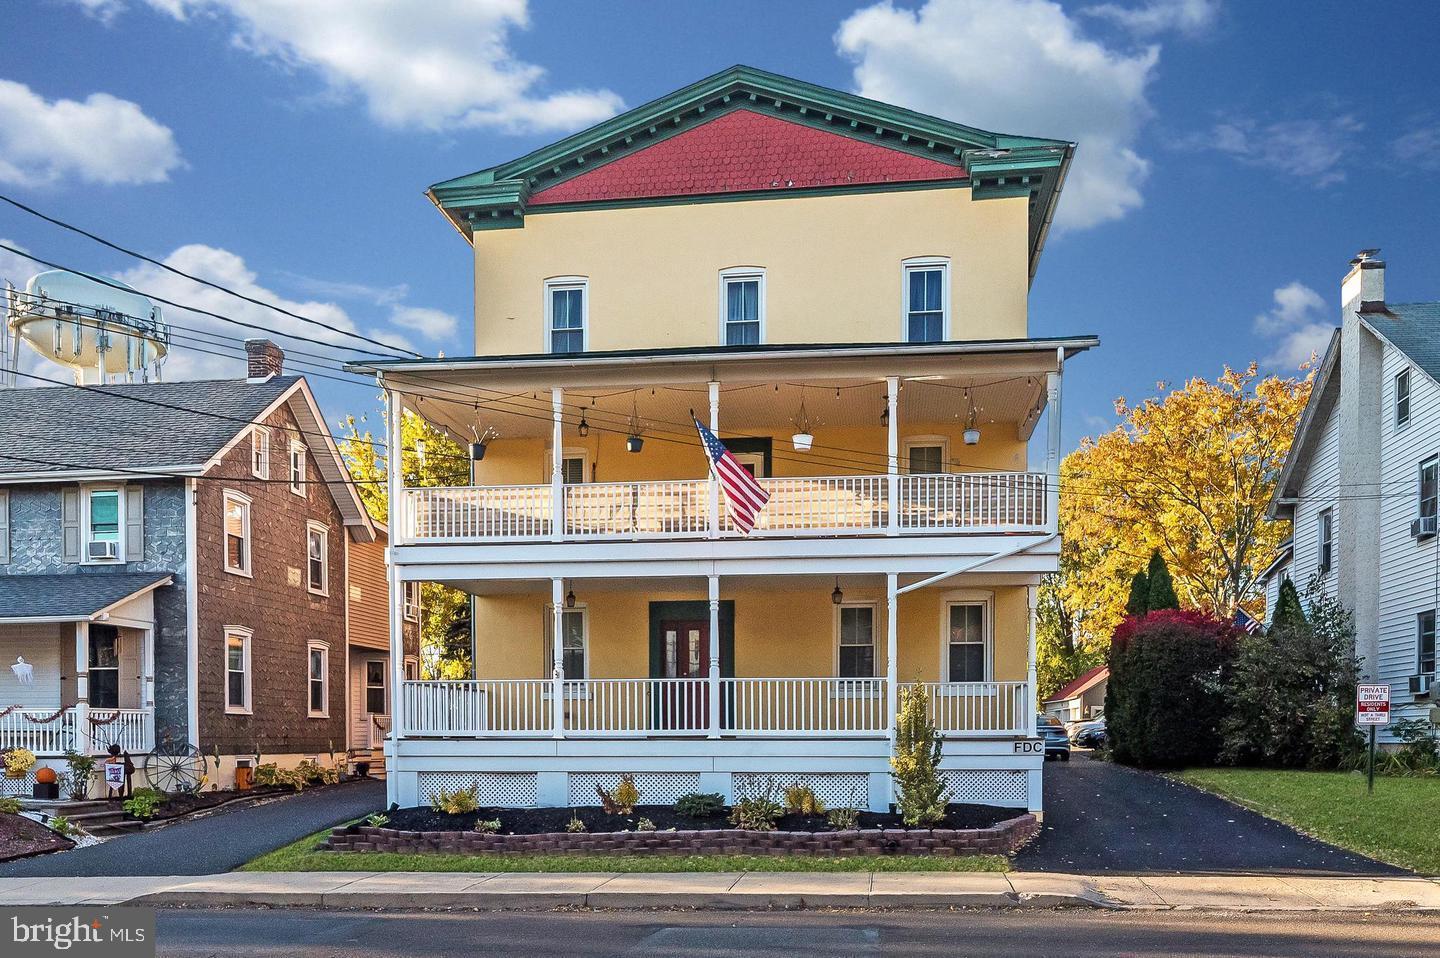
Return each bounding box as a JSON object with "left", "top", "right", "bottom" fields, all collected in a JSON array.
[
  {"left": 1043, "top": 666, "right": 1108, "bottom": 704},
  {"left": 530, "top": 109, "right": 966, "bottom": 206}
]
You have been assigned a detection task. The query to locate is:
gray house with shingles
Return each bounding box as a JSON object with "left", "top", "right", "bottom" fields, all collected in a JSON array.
[
  {"left": 0, "top": 342, "right": 376, "bottom": 791},
  {"left": 1270, "top": 252, "right": 1440, "bottom": 737}
]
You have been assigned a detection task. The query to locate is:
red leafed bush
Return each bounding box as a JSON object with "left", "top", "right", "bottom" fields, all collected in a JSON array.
[{"left": 1105, "top": 610, "right": 1240, "bottom": 769}]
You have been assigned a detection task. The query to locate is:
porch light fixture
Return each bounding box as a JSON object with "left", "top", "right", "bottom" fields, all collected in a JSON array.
[
  {"left": 880, "top": 404, "right": 889, "bottom": 427},
  {"left": 791, "top": 393, "right": 814, "bottom": 452},
  {"left": 577, "top": 413, "right": 590, "bottom": 438},
  {"left": 565, "top": 582, "right": 576, "bottom": 609},
  {"left": 831, "top": 577, "right": 844, "bottom": 605},
  {"left": 625, "top": 397, "right": 644, "bottom": 453},
  {"left": 962, "top": 391, "right": 981, "bottom": 446}
]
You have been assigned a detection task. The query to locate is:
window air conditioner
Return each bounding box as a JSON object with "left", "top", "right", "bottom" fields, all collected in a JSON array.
[
  {"left": 1410, "top": 673, "right": 1434, "bottom": 698},
  {"left": 1412, "top": 515, "right": 1438, "bottom": 539},
  {"left": 87, "top": 540, "right": 120, "bottom": 560}
]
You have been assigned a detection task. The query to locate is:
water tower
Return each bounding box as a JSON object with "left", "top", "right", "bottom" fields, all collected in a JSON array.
[{"left": 2, "top": 269, "right": 170, "bottom": 386}]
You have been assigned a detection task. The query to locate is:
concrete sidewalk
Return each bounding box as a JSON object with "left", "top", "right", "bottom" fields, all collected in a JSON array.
[{"left": 2, "top": 871, "right": 1438, "bottom": 912}]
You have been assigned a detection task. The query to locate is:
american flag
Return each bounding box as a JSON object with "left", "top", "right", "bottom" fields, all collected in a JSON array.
[
  {"left": 693, "top": 416, "right": 769, "bottom": 534},
  {"left": 1233, "top": 608, "right": 1262, "bottom": 634}
]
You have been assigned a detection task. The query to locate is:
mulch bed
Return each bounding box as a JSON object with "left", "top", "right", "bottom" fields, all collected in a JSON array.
[
  {"left": 0, "top": 813, "right": 73, "bottom": 862},
  {"left": 383, "top": 802, "right": 1016, "bottom": 835}
]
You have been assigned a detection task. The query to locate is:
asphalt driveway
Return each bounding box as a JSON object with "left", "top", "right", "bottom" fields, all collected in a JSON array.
[
  {"left": 1015, "top": 754, "right": 1406, "bottom": 876},
  {"left": 0, "top": 778, "right": 383, "bottom": 877}
]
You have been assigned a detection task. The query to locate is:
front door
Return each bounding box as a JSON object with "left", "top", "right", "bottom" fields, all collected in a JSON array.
[{"left": 657, "top": 618, "right": 707, "bottom": 730}]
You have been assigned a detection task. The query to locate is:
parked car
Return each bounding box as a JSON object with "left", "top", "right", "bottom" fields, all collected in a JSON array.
[
  {"left": 1071, "top": 717, "right": 1107, "bottom": 749},
  {"left": 1036, "top": 714, "right": 1071, "bottom": 761}
]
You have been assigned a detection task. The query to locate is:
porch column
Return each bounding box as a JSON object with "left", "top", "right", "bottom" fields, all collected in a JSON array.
[
  {"left": 1026, "top": 584, "right": 1039, "bottom": 728},
  {"left": 707, "top": 381, "right": 720, "bottom": 538},
  {"left": 885, "top": 573, "right": 898, "bottom": 745},
  {"left": 73, "top": 621, "right": 90, "bottom": 755},
  {"left": 551, "top": 577, "right": 566, "bottom": 739},
  {"left": 551, "top": 387, "right": 565, "bottom": 542},
  {"left": 886, "top": 376, "right": 899, "bottom": 536},
  {"left": 385, "top": 387, "right": 406, "bottom": 748},
  {"left": 1045, "top": 351, "right": 1063, "bottom": 532},
  {"left": 707, "top": 574, "right": 721, "bottom": 739},
  {"left": 141, "top": 626, "right": 155, "bottom": 751}
]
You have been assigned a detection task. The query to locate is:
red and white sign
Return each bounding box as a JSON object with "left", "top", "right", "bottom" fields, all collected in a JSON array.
[{"left": 1356, "top": 684, "right": 1391, "bottom": 725}]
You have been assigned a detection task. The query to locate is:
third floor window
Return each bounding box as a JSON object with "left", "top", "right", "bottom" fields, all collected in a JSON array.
[
  {"left": 721, "top": 270, "right": 763, "bottom": 346},
  {"left": 904, "top": 260, "right": 948, "bottom": 343},
  {"left": 546, "top": 279, "right": 586, "bottom": 353}
]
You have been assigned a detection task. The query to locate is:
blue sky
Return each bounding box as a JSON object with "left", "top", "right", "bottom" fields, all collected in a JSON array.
[{"left": 3, "top": 0, "right": 1438, "bottom": 454}]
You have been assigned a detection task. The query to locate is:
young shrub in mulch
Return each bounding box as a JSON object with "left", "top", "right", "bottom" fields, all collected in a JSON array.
[
  {"left": 1106, "top": 608, "right": 1239, "bottom": 769},
  {"left": 891, "top": 683, "right": 949, "bottom": 825}
]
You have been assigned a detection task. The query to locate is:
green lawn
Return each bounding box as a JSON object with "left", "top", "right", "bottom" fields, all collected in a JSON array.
[
  {"left": 1173, "top": 768, "right": 1440, "bottom": 874},
  {"left": 242, "top": 826, "right": 1009, "bottom": 874}
]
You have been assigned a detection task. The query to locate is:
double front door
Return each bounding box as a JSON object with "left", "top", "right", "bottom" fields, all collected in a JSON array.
[{"left": 649, "top": 601, "right": 734, "bottom": 732}]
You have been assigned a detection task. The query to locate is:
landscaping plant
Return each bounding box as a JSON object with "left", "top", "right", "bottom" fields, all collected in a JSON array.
[
  {"left": 673, "top": 792, "right": 725, "bottom": 818},
  {"left": 783, "top": 783, "right": 826, "bottom": 815},
  {"left": 472, "top": 818, "right": 501, "bottom": 834},
  {"left": 729, "top": 778, "right": 783, "bottom": 831},
  {"left": 63, "top": 751, "right": 96, "bottom": 800},
  {"left": 430, "top": 785, "right": 481, "bottom": 815},
  {"left": 3, "top": 747, "right": 37, "bottom": 778},
  {"left": 891, "top": 683, "right": 948, "bottom": 825},
  {"left": 825, "top": 806, "right": 860, "bottom": 830},
  {"left": 565, "top": 813, "right": 586, "bottom": 833},
  {"left": 0, "top": 797, "right": 21, "bottom": 814},
  {"left": 49, "top": 815, "right": 77, "bottom": 837},
  {"left": 597, "top": 774, "right": 640, "bottom": 815},
  {"left": 364, "top": 813, "right": 390, "bottom": 827},
  {"left": 122, "top": 788, "right": 166, "bottom": 820},
  {"left": 632, "top": 817, "right": 657, "bottom": 832}
]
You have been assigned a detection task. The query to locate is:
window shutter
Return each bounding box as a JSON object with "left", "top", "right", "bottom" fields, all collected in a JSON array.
[
  {"left": 61, "top": 487, "right": 81, "bottom": 563},
  {"left": 125, "top": 486, "right": 144, "bottom": 561},
  {"left": 0, "top": 489, "right": 9, "bottom": 564}
]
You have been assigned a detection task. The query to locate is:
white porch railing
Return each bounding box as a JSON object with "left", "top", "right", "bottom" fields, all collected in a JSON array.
[
  {"left": 401, "top": 472, "right": 1048, "bottom": 542},
  {"left": 0, "top": 708, "right": 154, "bottom": 755},
  {"left": 395, "top": 678, "right": 1027, "bottom": 739},
  {"left": 913, "top": 681, "right": 1031, "bottom": 737},
  {"left": 86, "top": 709, "right": 154, "bottom": 755},
  {"left": 0, "top": 709, "right": 77, "bottom": 755}
]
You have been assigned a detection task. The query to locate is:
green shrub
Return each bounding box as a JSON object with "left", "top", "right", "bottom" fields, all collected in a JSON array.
[
  {"left": 49, "top": 815, "right": 77, "bottom": 837},
  {"left": 63, "top": 751, "right": 97, "bottom": 801},
  {"left": 729, "top": 779, "right": 783, "bottom": 831},
  {"left": 565, "top": 812, "right": 586, "bottom": 833},
  {"left": 1106, "top": 609, "right": 1238, "bottom": 769},
  {"left": 826, "top": 805, "right": 860, "bottom": 830},
  {"left": 596, "top": 774, "right": 639, "bottom": 815},
  {"left": 783, "top": 783, "right": 826, "bottom": 815},
  {"left": 430, "top": 785, "right": 480, "bottom": 815},
  {"left": 472, "top": 818, "right": 501, "bottom": 834},
  {"left": 891, "top": 683, "right": 948, "bottom": 825},
  {"left": 364, "top": 813, "right": 390, "bottom": 828},
  {"left": 632, "top": 817, "right": 657, "bottom": 832},
  {"left": 673, "top": 792, "right": 725, "bottom": 818},
  {"left": 122, "top": 788, "right": 166, "bottom": 820},
  {"left": 0, "top": 797, "right": 22, "bottom": 815}
]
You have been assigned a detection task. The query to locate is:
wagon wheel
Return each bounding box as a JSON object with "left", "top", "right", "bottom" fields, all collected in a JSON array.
[{"left": 144, "top": 740, "right": 206, "bottom": 794}]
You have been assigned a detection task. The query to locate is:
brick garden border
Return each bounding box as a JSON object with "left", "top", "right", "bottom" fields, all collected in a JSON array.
[{"left": 324, "top": 814, "right": 1038, "bottom": 857}]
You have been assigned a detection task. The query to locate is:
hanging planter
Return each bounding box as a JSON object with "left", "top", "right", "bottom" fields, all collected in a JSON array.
[
  {"left": 791, "top": 393, "right": 814, "bottom": 452},
  {"left": 962, "top": 390, "right": 981, "bottom": 446},
  {"left": 469, "top": 426, "right": 498, "bottom": 461},
  {"left": 625, "top": 396, "right": 645, "bottom": 453}
]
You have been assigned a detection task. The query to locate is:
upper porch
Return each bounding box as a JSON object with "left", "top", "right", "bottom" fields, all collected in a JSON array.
[{"left": 354, "top": 338, "right": 1091, "bottom": 561}]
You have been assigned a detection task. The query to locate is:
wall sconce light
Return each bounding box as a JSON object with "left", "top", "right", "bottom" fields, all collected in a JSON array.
[
  {"left": 565, "top": 582, "right": 576, "bottom": 609},
  {"left": 831, "top": 577, "right": 844, "bottom": 605},
  {"left": 880, "top": 404, "right": 889, "bottom": 428}
]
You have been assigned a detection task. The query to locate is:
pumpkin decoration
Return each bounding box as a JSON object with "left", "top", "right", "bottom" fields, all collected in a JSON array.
[{"left": 34, "top": 766, "right": 57, "bottom": 785}]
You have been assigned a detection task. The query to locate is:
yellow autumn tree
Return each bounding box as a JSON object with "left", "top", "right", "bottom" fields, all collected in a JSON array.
[{"left": 1038, "top": 364, "right": 1312, "bottom": 694}]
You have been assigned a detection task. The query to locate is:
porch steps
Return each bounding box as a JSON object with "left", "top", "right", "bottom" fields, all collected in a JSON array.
[
  {"left": 347, "top": 748, "right": 386, "bottom": 781},
  {"left": 20, "top": 799, "right": 144, "bottom": 837}
]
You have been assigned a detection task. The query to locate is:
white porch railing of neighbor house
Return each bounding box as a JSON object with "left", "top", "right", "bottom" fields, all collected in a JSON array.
[
  {"left": 400, "top": 472, "right": 1048, "bottom": 542},
  {"left": 0, "top": 708, "right": 154, "bottom": 756},
  {"left": 86, "top": 709, "right": 154, "bottom": 755},
  {"left": 397, "top": 679, "right": 1029, "bottom": 738},
  {"left": 0, "top": 709, "right": 77, "bottom": 755}
]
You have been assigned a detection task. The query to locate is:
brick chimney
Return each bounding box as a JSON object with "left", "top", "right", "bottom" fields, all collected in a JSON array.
[{"left": 245, "top": 339, "right": 285, "bottom": 380}]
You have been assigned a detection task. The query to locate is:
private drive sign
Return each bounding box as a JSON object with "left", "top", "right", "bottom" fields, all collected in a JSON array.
[{"left": 1356, "top": 684, "right": 1391, "bottom": 725}]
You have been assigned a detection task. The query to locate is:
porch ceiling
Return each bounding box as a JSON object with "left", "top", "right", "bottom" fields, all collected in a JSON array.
[{"left": 0, "top": 572, "right": 172, "bottom": 623}]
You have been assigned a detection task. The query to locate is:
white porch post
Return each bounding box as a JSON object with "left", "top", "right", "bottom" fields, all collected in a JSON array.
[
  {"left": 1045, "top": 351, "right": 1063, "bottom": 532},
  {"left": 707, "top": 381, "right": 720, "bottom": 538},
  {"left": 885, "top": 573, "right": 898, "bottom": 745},
  {"left": 384, "top": 386, "right": 407, "bottom": 782},
  {"left": 74, "top": 621, "right": 90, "bottom": 755},
  {"left": 551, "top": 387, "right": 565, "bottom": 541},
  {"left": 1026, "top": 584, "right": 1039, "bottom": 728},
  {"left": 707, "top": 574, "right": 721, "bottom": 739},
  {"left": 551, "top": 577, "right": 566, "bottom": 739},
  {"left": 141, "top": 626, "right": 155, "bottom": 751},
  {"left": 886, "top": 376, "right": 899, "bottom": 536}
]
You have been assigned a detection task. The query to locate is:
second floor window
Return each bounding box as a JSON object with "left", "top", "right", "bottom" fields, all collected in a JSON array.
[
  {"left": 1420, "top": 457, "right": 1438, "bottom": 526},
  {"left": 1396, "top": 369, "right": 1412, "bottom": 428},
  {"left": 289, "top": 442, "right": 306, "bottom": 496},
  {"left": 904, "top": 260, "right": 948, "bottom": 343},
  {"left": 1317, "top": 508, "right": 1333, "bottom": 575},
  {"left": 721, "top": 271, "right": 763, "bottom": 346},
  {"left": 546, "top": 279, "right": 586, "bottom": 353},
  {"left": 87, "top": 489, "right": 122, "bottom": 560},
  {"left": 1421, "top": 611, "right": 1437, "bottom": 675},
  {"left": 306, "top": 523, "right": 328, "bottom": 595},
  {"left": 223, "top": 491, "right": 251, "bottom": 576}
]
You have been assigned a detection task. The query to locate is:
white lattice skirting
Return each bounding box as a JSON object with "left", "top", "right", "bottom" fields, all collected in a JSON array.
[
  {"left": 731, "top": 772, "right": 871, "bottom": 808},
  {"left": 1, "top": 771, "right": 35, "bottom": 797},
  {"left": 418, "top": 772, "right": 539, "bottom": 807},
  {"left": 568, "top": 772, "right": 701, "bottom": 806},
  {"left": 942, "top": 769, "right": 1029, "bottom": 805}
]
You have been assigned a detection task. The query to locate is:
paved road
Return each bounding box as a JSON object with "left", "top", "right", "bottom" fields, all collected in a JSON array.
[
  {"left": 1015, "top": 754, "right": 1405, "bottom": 875},
  {"left": 152, "top": 908, "right": 1437, "bottom": 957},
  {"left": 0, "top": 778, "right": 382, "bottom": 877}
]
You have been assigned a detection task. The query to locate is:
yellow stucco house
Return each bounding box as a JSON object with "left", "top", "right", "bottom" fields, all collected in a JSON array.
[{"left": 353, "top": 66, "right": 1096, "bottom": 815}]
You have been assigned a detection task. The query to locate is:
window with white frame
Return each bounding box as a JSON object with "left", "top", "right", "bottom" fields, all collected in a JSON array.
[
  {"left": 224, "top": 627, "right": 252, "bottom": 713},
  {"left": 903, "top": 438, "right": 948, "bottom": 475},
  {"left": 365, "top": 659, "right": 387, "bottom": 714},
  {"left": 903, "top": 259, "right": 948, "bottom": 343},
  {"left": 1421, "top": 610, "right": 1437, "bottom": 675},
  {"left": 945, "top": 601, "right": 988, "bottom": 682},
  {"left": 306, "top": 522, "right": 328, "bottom": 595},
  {"left": 720, "top": 269, "right": 764, "bottom": 346},
  {"left": 404, "top": 657, "right": 420, "bottom": 681},
  {"left": 1396, "top": 369, "right": 1412, "bottom": 429},
  {"left": 403, "top": 582, "right": 420, "bottom": 622},
  {"left": 250, "top": 426, "right": 270, "bottom": 479},
  {"left": 1419, "top": 457, "right": 1438, "bottom": 530},
  {"left": 1317, "top": 508, "right": 1333, "bottom": 575},
  {"left": 837, "top": 604, "right": 876, "bottom": 678},
  {"left": 84, "top": 487, "right": 124, "bottom": 562},
  {"left": 307, "top": 641, "right": 329, "bottom": 717},
  {"left": 550, "top": 448, "right": 588, "bottom": 485},
  {"left": 223, "top": 490, "right": 252, "bottom": 576},
  {"left": 545, "top": 278, "right": 587, "bottom": 353},
  {"left": 289, "top": 441, "right": 306, "bottom": 496},
  {"left": 543, "top": 606, "right": 587, "bottom": 679}
]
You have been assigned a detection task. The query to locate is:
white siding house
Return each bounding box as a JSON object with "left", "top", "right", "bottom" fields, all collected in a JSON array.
[{"left": 1270, "top": 252, "right": 1440, "bottom": 736}]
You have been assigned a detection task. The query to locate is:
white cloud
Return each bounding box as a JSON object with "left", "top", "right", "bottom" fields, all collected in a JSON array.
[
  {"left": 141, "top": 0, "right": 623, "bottom": 133},
  {"left": 1254, "top": 281, "right": 1333, "bottom": 370},
  {"left": 278, "top": 272, "right": 409, "bottom": 308},
  {"left": 390, "top": 305, "right": 459, "bottom": 341},
  {"left": 69, "top": 0, "right": 127, "bottom": 23},
  {"left": 0, "top": 80, "right": 182, "bottom": 187},
  {"left": 0, "top": 238, "right": 35, "bottom": 288},
  {"left": 1083, "top": 0, "right": 1219, "bottom": 37},
  {"left": 1182, "top": 113, "right": 1362, "bottom": 186},
  {"left": 835, "top": 0, "right": 1163, "bottom": 232},
  {"left": 1393, "top": 121, "right": 1440, "bottom": 170}
]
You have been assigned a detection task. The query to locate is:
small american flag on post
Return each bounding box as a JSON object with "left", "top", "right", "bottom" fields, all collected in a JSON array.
[{"left": 693, "top": 415, "right": 769, "bottom": 534}]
